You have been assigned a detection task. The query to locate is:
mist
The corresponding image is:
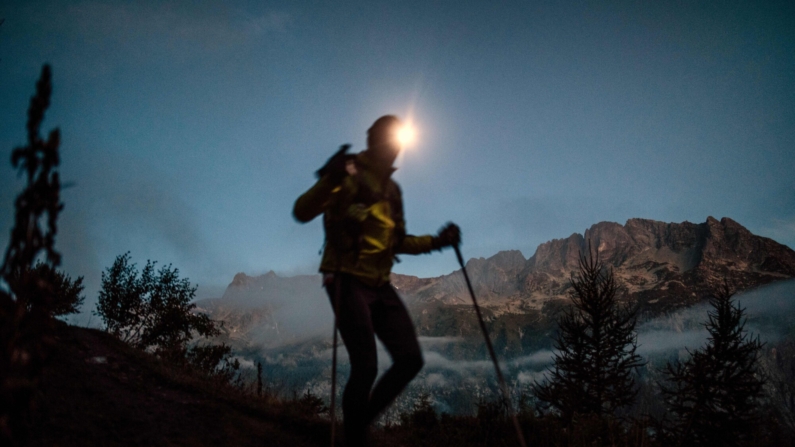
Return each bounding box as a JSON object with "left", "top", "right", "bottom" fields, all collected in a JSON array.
[
  {"left": 181, "top": 272, "right": 793, "bottom": 419},
  {"left": 636, "top": 278, "right": 795, "bottom": 357},
  {"left": 238, "top": 276, "right": 795, "bottom": 365}
]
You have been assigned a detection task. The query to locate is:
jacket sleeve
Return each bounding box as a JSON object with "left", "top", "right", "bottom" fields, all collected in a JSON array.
[
  {"left": 293, "top": 176, "right": 338, "bottom": 223},
  {"left": 396, "top": 234, "right": 436, "bottom": 255},
  {"left": 390, "top": 181, "right": 436, "bottom": 254}
]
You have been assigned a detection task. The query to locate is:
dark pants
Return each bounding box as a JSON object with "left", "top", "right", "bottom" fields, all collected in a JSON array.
[{"left": 325, "top": 274, "right": 424, "bottom": 447}]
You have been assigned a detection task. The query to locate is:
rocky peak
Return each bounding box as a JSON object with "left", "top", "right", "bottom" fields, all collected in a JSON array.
[
  {"left": 583, "top": 221, "right": 640, "bottom": 267},
  {"left": 465, "top": 250, "right": 527, "bottom": 274},
  {"left": 230, "top": 272, "right": 253, "bottom": 287},
  {"left": 700, "top": 217, "right": 795, "bottom": 276},
  {"left": 401, "top": 217, "right": 795, "bottom": 312},
  {"left": 526, "top": 233, "right": 584, "bottom": 274},
  {"left": 462, "top": 250, "right": 528, "bottom": 296},
  {"left": 208, "top": 216, "right": 795, "bottom": 344},
  {"left": 390, "top": 273, "right": 435, "bottom": 294}
]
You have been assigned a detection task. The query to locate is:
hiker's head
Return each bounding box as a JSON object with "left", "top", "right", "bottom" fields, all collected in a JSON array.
[{"left": 366, "top": 115, "right": 402, "bottom": 167}]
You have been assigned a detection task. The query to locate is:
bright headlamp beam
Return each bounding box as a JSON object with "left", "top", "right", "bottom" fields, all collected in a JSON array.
[{"left": 396, "top": 124, "right": 416, "bottom": 148}]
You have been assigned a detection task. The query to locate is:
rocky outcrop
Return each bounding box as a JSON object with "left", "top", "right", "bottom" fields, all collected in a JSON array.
[
  {"left": 394, "top": 217, "right": 795, "bottom": 315},
  {"left": 204, "top": 217, "right": 795, "bottom": 344}
]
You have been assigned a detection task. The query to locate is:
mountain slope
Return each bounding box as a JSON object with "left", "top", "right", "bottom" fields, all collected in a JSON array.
[
  {"left": 28, "top": 322, "right": 329, "bottom": 447},
  {"left": 392, "top": 217, "right": 795, "bottom": 314},
  {"left": 200, "top": 217, "right": 795, "bottom": 350}
]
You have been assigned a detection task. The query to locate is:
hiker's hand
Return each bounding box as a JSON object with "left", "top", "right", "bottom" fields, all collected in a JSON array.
[
  {"left": 316, "top": 144, "right": 352, "bottom": 184},
  {"left": 433, "top": 222, "right": 461, "bottom": 250}
]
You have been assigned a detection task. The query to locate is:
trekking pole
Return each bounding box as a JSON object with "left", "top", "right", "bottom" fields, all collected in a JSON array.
[
  {"left": 330, "top": 275, "right": 342, "bottom": 447},
  {"left": 453, "top": 244, "right": 527, "bottom": 447}
]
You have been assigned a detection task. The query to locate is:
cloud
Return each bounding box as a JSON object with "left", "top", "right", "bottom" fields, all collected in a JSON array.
[
  {"left": 63, "top": 1, "right": 292, "bottom": 47},
  {"left": 510, "top": 350, "right": 556, "bottom": 367},
  {"left": 44, "top": 144, "right": 244, "bottom": 326},
  {"left": 70, "top": 151, "right": 208, "bottom": 264},
  {"left": 740, "top": 279, "right": 795, "bottom": 316},
  {"left": 422, "top": 351, "right": 493, "bottom": 372},
  {"left": 418, "top": 336, "right": 465, "bottom": 347},
  {"left": 633, "top": 279, "right": 795, "bottom": 356},
  {"left": 517, "top": 370, "right": 549, "bottom": 385},
  {"left": 17, "top": 0, "right": 293, "bottom": 69},
  {"left": 636, "top": 328, "right": 709, "bottom": 356},
  {"left": 423, "top": 373, "right": 448, "bottom": 388}
]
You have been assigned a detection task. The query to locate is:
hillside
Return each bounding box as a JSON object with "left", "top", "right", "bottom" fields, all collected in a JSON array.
[{"left": 26, "top": 321, "right": 330, "bottom": 447}]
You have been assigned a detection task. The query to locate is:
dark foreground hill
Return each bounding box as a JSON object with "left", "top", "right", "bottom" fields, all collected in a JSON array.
[
  {"left": 26, "top": 309, "right": 795, "bottom": 447},
  {"left": 28, "top": 321, "right": 330, "bottom": 447}
]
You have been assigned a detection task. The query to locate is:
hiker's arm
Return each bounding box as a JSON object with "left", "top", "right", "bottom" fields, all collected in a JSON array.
[
  {"left": 391, "top": 184, "right": 435, "bottom": 255},
  {"left": 396, "top": 234, "right": 435, "bottom": 255},
  {"left": 293, "top": 176, "right": 338, "bottom": 223},
  {"left": 398, "top": 222, "right": 460, "bottom": 254}
]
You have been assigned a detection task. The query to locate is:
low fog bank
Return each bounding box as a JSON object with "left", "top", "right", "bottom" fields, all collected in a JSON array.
[
  {"left": 203, "top": 272, "right": 334, "bottom": 348},
  {"left": 203, "top": 278, "right": 793, "bottom": 416},
  {"left": 221, "top": 278, "right": 795, "bottom": 415},
  {"left": 637, "top": 278, "right": 795, "bottom": 356},
  {"left": 242, "top": 277, "right": 794, "bottom": 362}
]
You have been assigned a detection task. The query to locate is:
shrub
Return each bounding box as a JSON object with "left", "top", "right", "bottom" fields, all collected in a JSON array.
[
  {"left": 400, "top": 391, "right": 438, "bottom": 430},
  {"left": 294, "top": 389, "right": 329, "bottom": 417},
  {"left": 186, "top": 343, "right": 240, "bottom": 383},
  {"left": 95, "top": 252, "right": 219, "bottom": 352},
  {"left": 16, "top": 262, "right": 84, "bottom": 316}
]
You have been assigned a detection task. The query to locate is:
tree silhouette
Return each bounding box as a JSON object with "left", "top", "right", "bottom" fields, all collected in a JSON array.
[
  {"left": 661, "top": 283, "right": 765, "bottom": 447},
  {"left": 533, "top": 246, "right": 642, "bottom": 424},
  {"left": 15, "top": 262, "right": 84, "bottom": 316},
  {"left": 0, "top": 64, "right": 63, "bottom": 444},
  {"left": 95, "top": 252, "right": 218, "bottom": 353}
]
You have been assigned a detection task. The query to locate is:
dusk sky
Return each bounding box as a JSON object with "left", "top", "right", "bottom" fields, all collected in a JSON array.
[{"left": 1, "top": 1, "right": 793, "bottom": 320}]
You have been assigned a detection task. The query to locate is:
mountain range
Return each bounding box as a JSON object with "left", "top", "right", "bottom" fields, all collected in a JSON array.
[{"left": 197, "top": 216, "right": 795, "bottom": 351}]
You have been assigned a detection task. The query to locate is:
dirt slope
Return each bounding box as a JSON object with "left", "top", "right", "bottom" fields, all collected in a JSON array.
[{"left": 28, "top": 322, "right": 330, "bottom": 447}]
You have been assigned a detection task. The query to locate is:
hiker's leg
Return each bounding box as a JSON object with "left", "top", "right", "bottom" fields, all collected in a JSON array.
[
  {"left": 366, "top": 284, "right": 424, "bottom": 424},
  {"left": 326, "top": 275, "right": 378, "bottom": 446}
]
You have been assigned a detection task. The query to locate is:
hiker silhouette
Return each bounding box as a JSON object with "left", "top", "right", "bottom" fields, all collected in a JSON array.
[{"left": 294, "top": 115, "right": 460, "bottom": 447}]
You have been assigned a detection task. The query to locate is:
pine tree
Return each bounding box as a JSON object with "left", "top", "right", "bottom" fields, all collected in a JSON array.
[
  {"left": 0, "top": 64, "right": 63, "bottom": 444},
  {"left": 661, "top": 283, "right": 765, "bottom": 447},
  {"left": 533, "top": 246, "right": 642, "bottom": 424}
]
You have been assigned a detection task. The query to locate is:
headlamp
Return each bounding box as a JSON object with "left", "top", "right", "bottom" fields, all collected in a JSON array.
[{"left": 396, "top": 123, "right": 416, "bottom": 148}]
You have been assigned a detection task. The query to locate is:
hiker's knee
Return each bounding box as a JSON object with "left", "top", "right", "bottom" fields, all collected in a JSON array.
[{"left": 351, "top": 355, "right": 378, "bottom": 383}]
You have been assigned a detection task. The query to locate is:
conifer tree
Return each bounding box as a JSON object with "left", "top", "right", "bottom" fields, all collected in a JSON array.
[
  {"left": 0, "top": 64, "right": 63, "bottom": 444},
  {"left": 533, "top": 246, "right": 642, "bottom": 423},
  {"left": 661, "top": 283, "right": 765, "bottom": 447}
]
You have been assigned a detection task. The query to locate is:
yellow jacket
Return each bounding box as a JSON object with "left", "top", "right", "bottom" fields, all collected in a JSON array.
[{"left": 293, "top": 151, "right": 435, "bottom": 286}]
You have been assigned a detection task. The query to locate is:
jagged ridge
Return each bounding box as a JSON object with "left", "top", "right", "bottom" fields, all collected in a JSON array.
[
  {"left": 392, "top": 217, "right": 795, "bottom": 314},
  {"left": 203, "top": 217, "right": 795, "bottom": 344}
]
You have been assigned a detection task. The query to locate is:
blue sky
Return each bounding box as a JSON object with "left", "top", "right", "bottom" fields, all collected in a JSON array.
[{"left": 1, "top": 1, "right": 793, "bottom": 316}]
